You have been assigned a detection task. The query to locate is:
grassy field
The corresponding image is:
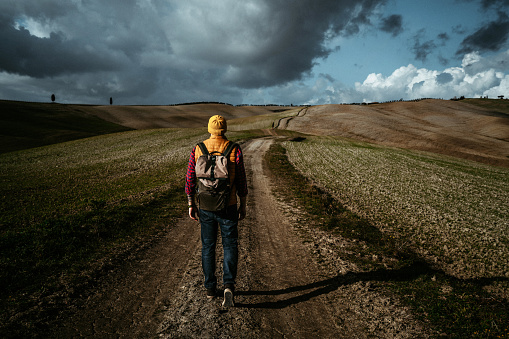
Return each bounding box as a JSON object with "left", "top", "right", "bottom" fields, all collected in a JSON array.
[
  {"left": 0, "top": 128, "right": 211, "bottom": 319},
  {"left": 0, "top": 100, "right": 132, "bottom": 154},
  {"left": 283, "top": 136, "right": 509, "bottom": 280},
  {"left": 464, "top": 97, "right": 509, "bottom": 115},
  {"left": 0, "top": 120, "right": 267, "bottom": 326},
  {"left": 266, "top": 140, "right": 509, "bottom": 338},
  {"left": 1, "top": 99, "right": 508, "bottom": 335}
]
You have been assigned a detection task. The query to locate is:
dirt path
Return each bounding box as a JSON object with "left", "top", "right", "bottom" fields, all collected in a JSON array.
[
  {"left": 49, "top": 217, "right": 201, "bottom": 337},
  {"left": 50, "top": 137, "right": 428, "bottom": 338},
  {"left": 274, "top": 107, "right": 307, "bottom": 130}
]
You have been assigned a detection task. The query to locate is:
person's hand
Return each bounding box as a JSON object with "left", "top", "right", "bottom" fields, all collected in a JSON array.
[
  {"left": 189, "top": 206, "right": 198, "bottom": 221},
  {"left": 238, "top": 204, "right": 246, "bottom": 221}
]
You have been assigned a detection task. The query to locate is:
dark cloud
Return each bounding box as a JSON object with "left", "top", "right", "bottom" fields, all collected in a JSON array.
[
  {"left": 456, "top": 12, "right": 509, "bottom": 55},
  {"left": 411, "top": 30, "right": 437, "bottom": 62},
  {"left": 456, "top": 0, "right": 509, "bottom": 11},
  {"left": 480, "top": 0, "right": 509, "bottom": 10},
  {"left": 438, "top": 33, "right": 450, "bottom": 42},
  {"left": 219, "top": 0, "right": 388, "bottom": 88},
  {"left": 339, "top": 0, "right": 386, "bottom": 36},
  {"left": 0, "top": 0, "right": 388, "bottom": 104},
  {"left": 380, "top": 14, "right": 403, "bottom": 37},
  {"left": 0, "top": 24, "right": 123, "bottom": 77}
]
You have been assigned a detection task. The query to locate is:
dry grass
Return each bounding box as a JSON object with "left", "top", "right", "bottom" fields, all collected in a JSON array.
[
  {"left": 283, "top": 99, "right": 509, "bottom": 167},
  {"left": 87, "top": 103, "right": 294, "bottom": 129}
]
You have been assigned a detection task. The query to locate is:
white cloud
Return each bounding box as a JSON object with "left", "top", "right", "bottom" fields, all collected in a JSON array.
[
  {"left": 462, "top": 51, "right": 482, "bottom": 68},
  {"left": 260, "top": 50, "right": 509, "bottom": 104},
  {"left": 337, "top": 50, "right": 509, "bottom": 102}
]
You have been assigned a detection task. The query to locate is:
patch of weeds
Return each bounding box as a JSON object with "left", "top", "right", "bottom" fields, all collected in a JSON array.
[{"left": 265, "top": 141, "right": 509, "bottom": 338}]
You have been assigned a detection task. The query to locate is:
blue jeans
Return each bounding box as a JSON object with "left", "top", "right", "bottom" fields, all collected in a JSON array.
[{"left": 200, "top": 205, "right": 238, "bottom": 289}]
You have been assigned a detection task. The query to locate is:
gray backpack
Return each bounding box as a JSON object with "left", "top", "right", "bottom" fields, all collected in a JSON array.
[{"left": 195, "top": 141, "right": 238, "bottom": 212}]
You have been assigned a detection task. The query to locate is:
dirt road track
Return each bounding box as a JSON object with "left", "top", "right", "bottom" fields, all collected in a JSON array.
[
  {"left": 49, "top": 217, "right": 201, "bottom": 337},
  {"left": 50, "top": 137, "right": 428, "bottom": 338}
]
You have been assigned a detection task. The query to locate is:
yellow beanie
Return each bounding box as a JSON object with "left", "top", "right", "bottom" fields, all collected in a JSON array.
[{"left": 208, "top": 115, "right": 227, "bottom": 135}]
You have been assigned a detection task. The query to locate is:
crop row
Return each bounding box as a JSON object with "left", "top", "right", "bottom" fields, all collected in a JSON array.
[{"left": 283, "top": 137, "right": 509, "bottom": 280}]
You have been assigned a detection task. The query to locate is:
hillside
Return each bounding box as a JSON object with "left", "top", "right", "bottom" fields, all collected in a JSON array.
[
  {"left": 281, "top": 99, "right": 509, "bottom": 167},
  {"left": 2, "top": 99, "right": 508, "bottom": 167},
  {"left": 0, "top": 101, "right": 292, "bottom": 153},
  {"left": 84, "top": 103, "right": 294, "bottom": 129},
  {"left": 0, "top": 100, "right": 132, "bottom": 154}
]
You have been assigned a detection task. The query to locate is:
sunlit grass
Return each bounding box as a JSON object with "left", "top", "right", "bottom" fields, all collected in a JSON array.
[
  {"left": 266, "top": 140, "right": 509, "bottom": 338},
  {"left": 283, "top": 136, "right": 509, "bottom": 280},
  {"left": 228, "top": 109, "right": 300, "bottom": 131}
]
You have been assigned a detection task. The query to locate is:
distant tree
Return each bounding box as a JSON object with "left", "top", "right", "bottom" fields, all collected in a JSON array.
[
  {"left": 110, "top": 97, "right": 113, "bottom": 105},
  {"left": 51, "top": 94, "right": 55, "bottom": 102},
  {"left": 498, "top": 95, "right": 504, "bottom": 99}
]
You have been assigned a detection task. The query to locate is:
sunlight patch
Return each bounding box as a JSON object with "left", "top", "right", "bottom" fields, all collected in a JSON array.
[{"left": 14, "top": 16, "right": 54, "bottom": 38}]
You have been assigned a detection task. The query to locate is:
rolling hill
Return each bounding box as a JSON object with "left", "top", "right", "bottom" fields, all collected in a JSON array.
[
  {"left": 282, "top": 99, "right": 509, "bottom": 167},
  {"left": 0, "top": 100, "right": 292, "bottom": 153},
  {"left": 1, "top": 98, "right": 508, "bottom": 167}
]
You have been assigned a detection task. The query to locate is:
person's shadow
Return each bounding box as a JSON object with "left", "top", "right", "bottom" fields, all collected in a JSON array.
[{"left": 235, "top": 260, "right": 509, "bottom": 309}]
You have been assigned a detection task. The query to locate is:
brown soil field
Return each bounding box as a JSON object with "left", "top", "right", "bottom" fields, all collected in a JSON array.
[
  {"left": 85, "top": 103, "right": 294, "bottom": 129},
  {"left": 85, "top": 99, "right": 509, "bottom": 167},
  {"left": 278, "top": 99, "right": 509, "bottom": 168}
]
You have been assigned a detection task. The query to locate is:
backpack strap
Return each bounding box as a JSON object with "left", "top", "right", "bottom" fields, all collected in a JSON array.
[
  {"left": 222, "top": 141, "right": 238, "bottom": 158},
  {"left": 197, "top": 142, "right": 208, "bottom": 155},
  {"left": 197, "top": 141, "right": 237, "bottom": 158}
]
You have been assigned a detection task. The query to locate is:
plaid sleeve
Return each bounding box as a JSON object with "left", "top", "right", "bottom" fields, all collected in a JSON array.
[
  {"left": 185, "top": 146, "right": 197, "bottom": 197},
  {"left": 234, "top": 145, "right": 248, "bottom": 197}
]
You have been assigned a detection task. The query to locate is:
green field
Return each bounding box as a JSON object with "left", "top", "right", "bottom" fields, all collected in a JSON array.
[
  {"left": 0, "top": 100, "right": 132, "bottom": 154},
  {"left": 283, "top": 136, "right": 509, "bottom": 280},
  {"left": 266, "top": 140, "right": 509, "bottom": 338},
  {"left": 1, "top": 100, "right": 508, "bottom": 336},
  {"left": 0, "top": 128, "right": 209, "bottom": 317}
]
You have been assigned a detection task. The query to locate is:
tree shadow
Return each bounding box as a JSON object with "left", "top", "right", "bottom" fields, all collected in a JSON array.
[{"left": 235, "top": 260, "right": 508, "bottom": 309}]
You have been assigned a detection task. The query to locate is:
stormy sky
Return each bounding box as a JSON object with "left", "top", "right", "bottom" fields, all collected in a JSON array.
[{"left": 1, "top": 0, "right": 508, "bottom": 105}]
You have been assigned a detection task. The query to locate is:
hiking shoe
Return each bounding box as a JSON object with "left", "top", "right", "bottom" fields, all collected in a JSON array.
[
  {"left": 222, "top": 288, "right": 234, "bottom": 307},
  {"left": 206, "top": 287, "right": 216, "bottom": 299}
]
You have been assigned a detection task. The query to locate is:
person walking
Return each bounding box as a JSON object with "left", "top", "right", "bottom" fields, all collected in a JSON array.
[{"left": 185, "top": 115, "right": 248, "bottom": 307}]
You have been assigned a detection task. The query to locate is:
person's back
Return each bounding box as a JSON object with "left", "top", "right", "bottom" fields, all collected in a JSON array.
[{"left": 184, "top": 115, "right": 248, "bottom": 307}]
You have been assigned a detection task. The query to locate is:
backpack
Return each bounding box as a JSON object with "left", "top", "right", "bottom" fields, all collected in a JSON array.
[{"left": 195, "top": 141, "right": 238, "bottom": 212}]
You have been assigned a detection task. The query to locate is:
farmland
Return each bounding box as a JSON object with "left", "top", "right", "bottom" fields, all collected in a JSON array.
[
  {"left": 0, "top": 128, "right": 208, "bottom": 324},
  {"left": 0, "top": 99, "right": 508, "bottom": 337},
  {"left": 284, "top": 137, "right": 509, "bottom": 281}
]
